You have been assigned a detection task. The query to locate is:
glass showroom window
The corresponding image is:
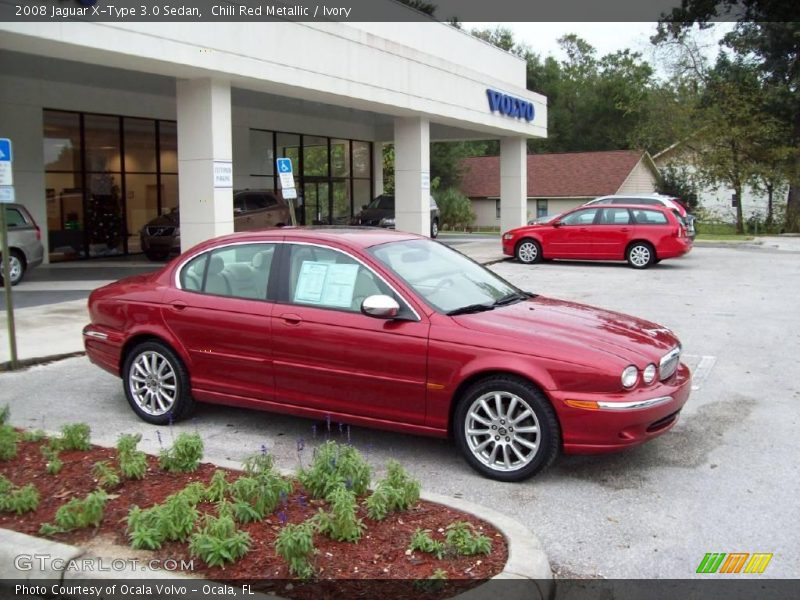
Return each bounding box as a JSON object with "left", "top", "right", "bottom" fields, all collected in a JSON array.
[{"left": 44, "top": 110, "right": 177, "bottom": 261}]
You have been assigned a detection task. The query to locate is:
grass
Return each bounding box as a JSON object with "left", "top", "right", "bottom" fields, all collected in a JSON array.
[{"left": 695, "top": 233, "right": 755, "bottom": 242}]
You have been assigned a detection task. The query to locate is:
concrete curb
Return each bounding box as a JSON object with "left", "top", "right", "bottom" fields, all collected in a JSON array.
[
  {"left": 0, "top": 351, "right": 85, "bottom": 372},
  {"left": 0, "top": 451, "right": 552, "bottom": 599}
]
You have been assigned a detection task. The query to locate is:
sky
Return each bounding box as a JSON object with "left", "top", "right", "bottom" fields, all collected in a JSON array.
[{"left": 464, "top": 22, "right": 736, "bottom": 68}]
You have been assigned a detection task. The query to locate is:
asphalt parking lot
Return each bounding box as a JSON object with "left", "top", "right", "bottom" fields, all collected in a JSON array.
[{"left": 2, "top": 243, "right": 799, "bottom": 578}]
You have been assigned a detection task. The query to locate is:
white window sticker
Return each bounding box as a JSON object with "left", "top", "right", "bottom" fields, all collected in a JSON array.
[{"left": 294, "top": 261, "right": 359, "bottom": 309}]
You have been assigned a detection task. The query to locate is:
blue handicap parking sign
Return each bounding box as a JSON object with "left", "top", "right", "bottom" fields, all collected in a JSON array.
[
  {"left": 276, "top": 158, "right": 292, "bottom": 173},
  {"left": 0, "top": 139, "right": 11, "bottom": 162}
]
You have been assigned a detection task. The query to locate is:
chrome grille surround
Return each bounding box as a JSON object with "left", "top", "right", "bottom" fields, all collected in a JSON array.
[{"left": 659, "top": 345, "right": 681, "bottom": 381}]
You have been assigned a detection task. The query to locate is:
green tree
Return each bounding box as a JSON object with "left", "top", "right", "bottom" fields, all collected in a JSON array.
[
  {"left": 656, "top": 165, "right": 699, "bottom": 211},
  {"left": 654, "top": 9, "right": 800, "bottom": 231}
]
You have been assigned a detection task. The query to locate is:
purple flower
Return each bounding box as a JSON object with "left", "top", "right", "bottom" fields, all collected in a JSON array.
[
  {"left": 345, "top": 478, "right": 353, "bottom": 490},
  {"left": 279, "top": 490, "right": 288, "bottom": 506},
  {"left": 260, "top": 443, "right": 268, "bottom": 455},
  {"left": 296, "top": 438, "right": 305, "bottom": 452},
  {"left": 347, "top": 425, "right": 351, "bottom": 443},
  {"left": 297, "top": 495, "right": 307, "bottom": 508},
  {"left": 311, "top": 424, "right": 317, "bottom": 438},
  {"left": 277, "top": 511, "right": 287, "bottom": 524}
]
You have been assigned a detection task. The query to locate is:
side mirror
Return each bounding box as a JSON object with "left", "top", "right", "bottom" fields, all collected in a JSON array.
[
  {"left": 552, "top": 221, "right": 562, "bottom": 227},
  {"left": 233, "top": 207, "right": 244, "bottom": 215},
  {"left": 362, "top": 205, "right": 369, "bottom": 210},
  {"left": 361, "top": 295, "right": 400, "bottom": 319}
]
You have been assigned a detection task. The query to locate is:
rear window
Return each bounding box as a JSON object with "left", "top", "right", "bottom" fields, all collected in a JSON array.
[
  {"left": 4, "top": 207, "right": 28, "bottom": 227},
  {"left": 632, "top": 210, "right": 669, "bottom": 225},
  {"left": 614, "top": 198, "right": 658, "bottom": 206}
]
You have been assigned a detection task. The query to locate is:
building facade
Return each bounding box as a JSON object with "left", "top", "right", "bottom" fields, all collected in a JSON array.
[
  {"left": 0, "top": 16, "right": 546, "bottom": 262},
  {"left": 460, "top": 150, "right": 659, "bottom": 228}
]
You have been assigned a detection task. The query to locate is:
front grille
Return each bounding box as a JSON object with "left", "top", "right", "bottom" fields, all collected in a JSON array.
[
  {"left": 146, "top": 226, "right": 176, "bottom": 237},
  {"left": 659, "top": 346, "right": 681, "bottom": 381}
]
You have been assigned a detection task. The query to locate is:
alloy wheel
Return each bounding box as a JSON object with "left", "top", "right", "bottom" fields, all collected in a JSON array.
[
  {"left": 464, "top": 391, "right": 541, "bottom": 473},
  {"left": 8, "top": 255, "right": 23, "bottom": 284},
  {"left": 517, "top": 241, "right": 538, "bottom": 263},
  {"left": 629, "top": 245, "right": 651, "bottom": 268},
  {"left": 128, "top": 351, "right": 178, "bottom": 416}
]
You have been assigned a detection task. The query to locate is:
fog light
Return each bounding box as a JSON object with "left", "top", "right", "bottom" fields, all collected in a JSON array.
[
  {"left": 621, "top": 365, "right": 639, "bottom": 389},
  {"left": 643, "top": 363, "right": 657, "bottom": 384}
]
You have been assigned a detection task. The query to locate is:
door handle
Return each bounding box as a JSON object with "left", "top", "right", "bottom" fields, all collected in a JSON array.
[
  {"left": 620, "top": 228, "right": 630, "bottom": 232},
  {"left": 170, "top": 300, "right": 187, "bottom": 311},
  {"left": 280, "top": 313, "right": 302, "bottom": 325}
]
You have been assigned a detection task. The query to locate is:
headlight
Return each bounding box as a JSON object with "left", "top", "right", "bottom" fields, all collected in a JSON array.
[
  {"left": 379, "top": 217, "right": 395, "bottom": 227},
  {"left": 503, "top": 233, "right": 514, "bottom": 240},
  {"left": 643, "top": 363, "right": 657, "bottom": 384},
  {"left": 621, "top": 365, "right": 639, "bottom": 388}
]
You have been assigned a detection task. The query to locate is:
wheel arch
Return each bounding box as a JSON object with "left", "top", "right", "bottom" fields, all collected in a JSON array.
[
  {"left": 447, "top": 368, "right": 558, "bottom": 438},
  {"left": 625, "top": 239, "right": 656, "bottom": 259},
  {"left": 119, "top": 332, "right": 189, "bottom": 375}
]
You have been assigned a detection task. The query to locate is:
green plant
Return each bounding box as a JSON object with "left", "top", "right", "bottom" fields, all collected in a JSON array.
[
  {"left": 313, "top": 484, "right": 364, "bottom": 543},
  {"left": 275, "top": 520, "right": 316, "bottom": 579},
  {"left": 41, "top": 440, "right": 63, "bottom": 475},
  {"left": 445, "top": 521, "right": 492, "bottom": 556},
  {"left": 241, "top": 452, "right": 276, "bottom": 478},
  {"left": 230, "top": 474, "right": 293, "bottom": 524},
  {"left": 433, "top": 187, "right": 476, "bottom": 230},
  {"left": 176, "top": 481, "right": 206, "bottom": 506},
  {"left": 59, "top": 423, "right": 91, "bottom": 451},
  {"left": 39, "top": 490, "right": 108, "bottom": 535},
  {"left": 189, "top": 512, "right": 251, "bottom": 567},
  {"left": 21, "top": 429, "right": 46, "bottom": 442},
  {"left": 159, "top": 432, "right": 204, "bottom": 473},
  {"left": 298, "top": 441, "right": 371, "bottom": 500},
  {"left": 204, "top": 470, "right": 230, "bottom": 502},
  {"left": 0, "top": 475, "right": 40, "bottom": 515},
  {"left": 414, "top": 567, "right": 449, "bottom": 593},
  {"left": 116, "top": 433, "right": 147, "bottom": 480},
  {"left": 0, "top": 405, "right": 9, "bottom": 425},
  {"left": 0, "top": 424, "right": 19, "bottom": 461},
  {"left": 409, "top": 528, "right": 445, "bottom": 560},
  {"left": 127, "top": 491, "right": 199, "bottom": 550},
  {"left": 92, "top": 461, "right": 120, "bottom": 490},
  {"left": 365, "top": 460, "right": 420, "bottom": 520}
]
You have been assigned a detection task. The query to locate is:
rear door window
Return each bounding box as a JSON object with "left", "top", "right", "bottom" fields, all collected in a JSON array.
[
  {"left": 632, "top": 210, "right": 669, "bottom": 225},
  {"left": 598, "top": 208, "right": 632, "bottom": 224},
  {"left": 4, "top": 207, "right": 28, "bottom": 227}
]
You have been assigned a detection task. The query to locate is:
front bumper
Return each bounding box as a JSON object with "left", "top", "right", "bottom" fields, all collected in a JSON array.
[{"left": 554, "top": 363, "right": 692, "bottom": 454}]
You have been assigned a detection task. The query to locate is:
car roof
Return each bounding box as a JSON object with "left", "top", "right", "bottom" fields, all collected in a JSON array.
[
  {"left": 193, "top": 226, "right": 421, "bottom": 251},
  {"left": 576, "top": 203, "right": 672, "bottom": 212}
]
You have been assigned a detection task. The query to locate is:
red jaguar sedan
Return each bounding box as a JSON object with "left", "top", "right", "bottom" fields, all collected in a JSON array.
[
  {"left": 502, "top": 204, "right": 692, "bottom": 268},
  {"left": 84, "top": 228, "right": 691, "bottom": 481}
]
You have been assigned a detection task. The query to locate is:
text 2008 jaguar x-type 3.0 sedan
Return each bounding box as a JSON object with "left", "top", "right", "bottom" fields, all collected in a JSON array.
[{"left": 84, "top": 228, "right": 691, "bottom": 481}]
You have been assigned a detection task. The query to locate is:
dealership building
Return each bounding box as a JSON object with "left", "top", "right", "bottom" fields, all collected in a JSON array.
[{"left": 0, "top": 14, "right": 546, "bottom": 263}]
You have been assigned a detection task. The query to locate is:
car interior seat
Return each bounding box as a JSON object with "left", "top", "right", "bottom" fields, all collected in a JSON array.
[{"left": 205, "top": 255, "right": 232, "bottom": 296}]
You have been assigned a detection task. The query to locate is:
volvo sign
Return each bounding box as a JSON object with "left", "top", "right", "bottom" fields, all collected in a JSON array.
[{"left": 486, "top": 89, "right": 535, "bottom": 122}]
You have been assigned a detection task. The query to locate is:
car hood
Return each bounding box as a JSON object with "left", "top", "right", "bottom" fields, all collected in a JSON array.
[{"left": 454, "top": 296, "right": 678, "bottom": 363}]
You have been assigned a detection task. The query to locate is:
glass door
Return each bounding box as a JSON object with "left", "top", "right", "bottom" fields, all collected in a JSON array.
[{"left": 304, "top": 180, "right": 330, "bottom": 225}]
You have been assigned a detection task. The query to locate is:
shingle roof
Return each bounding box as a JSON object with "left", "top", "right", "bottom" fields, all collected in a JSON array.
[{"left": 459, "top": 150, "right": 647, "bottom": 198}]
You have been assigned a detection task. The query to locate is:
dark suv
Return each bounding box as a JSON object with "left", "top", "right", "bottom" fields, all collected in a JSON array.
[
  {"left": 350, "top": 194, "right": 440, "bottom": 238},
  {"left": 140, "top": 190, "right": 291, "bottom": 260}
]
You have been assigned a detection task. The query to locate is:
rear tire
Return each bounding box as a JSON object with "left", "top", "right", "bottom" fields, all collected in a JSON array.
[
  {"left": 454, "top": 375, "right": 560, "bottom": 482},
  {"left": 122, "top": 341, "right": 195, "bottom": 425},
  {"left": 430, "top": 219, "right": 439, "bottom": 238},
  {"left": 515, "top": 239, "right": 542, "bottom": 264},
  {"left": 0, "top": 250, "right": 25, "bottom": 286},
  {"left": 626, "top": 242, "right": 655, "bottom": 269}
]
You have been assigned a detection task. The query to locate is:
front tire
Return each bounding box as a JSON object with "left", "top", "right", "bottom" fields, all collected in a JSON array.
[
  {"left": 626, "top": 242, "right": 655, "bottom": 269},
  {"left": 515, "top": 239, "right": 542, "bottom": 264},
  {"left": 0, "top": 250, "right": 25, "bottom": 287},
  {"left": 430, "top": 219, "right": 439, "bottom": 238},
  {"left": 122, "top": 341, "right": 194, "bottom": 425},
  {"left": 454, "top": 376, "right": 560, "bottom": 482}
]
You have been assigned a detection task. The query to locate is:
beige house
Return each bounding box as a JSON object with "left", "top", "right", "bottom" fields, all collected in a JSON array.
[
  {"left": 653, "top": 143, "right": 787, "bottom": 223},
  {"left": 460, "top": 150, "right": 660, "bottom": 228}
]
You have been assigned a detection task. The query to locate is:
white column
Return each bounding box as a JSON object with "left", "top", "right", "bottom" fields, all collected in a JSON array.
[
  {"left": 393, "top": 117, "right": 430, "bottom": 237},
  {"left": 373, "top": 142, "right": 384, "bottom": 197},
  {"left": 0, "top": 103, "right": 47, "bottom": 262},
  {"left": 500, "top": 137, "right": 528, "bottom": 233},
  {"left": 176, "top": 78, "right": 233, "bottom": 251}
]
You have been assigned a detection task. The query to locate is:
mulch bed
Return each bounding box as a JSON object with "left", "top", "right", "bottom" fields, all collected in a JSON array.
[{"left": 1, "top": 436, "right": 507, "bottom": 599}]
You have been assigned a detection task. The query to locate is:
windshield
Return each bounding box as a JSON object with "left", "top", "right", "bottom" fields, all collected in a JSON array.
[
  {"left": 369, "top": 239, "right": 524, "bottom": 314},
  {"left": 366, "top": 196, "right": 395, "bottom": 210}
]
